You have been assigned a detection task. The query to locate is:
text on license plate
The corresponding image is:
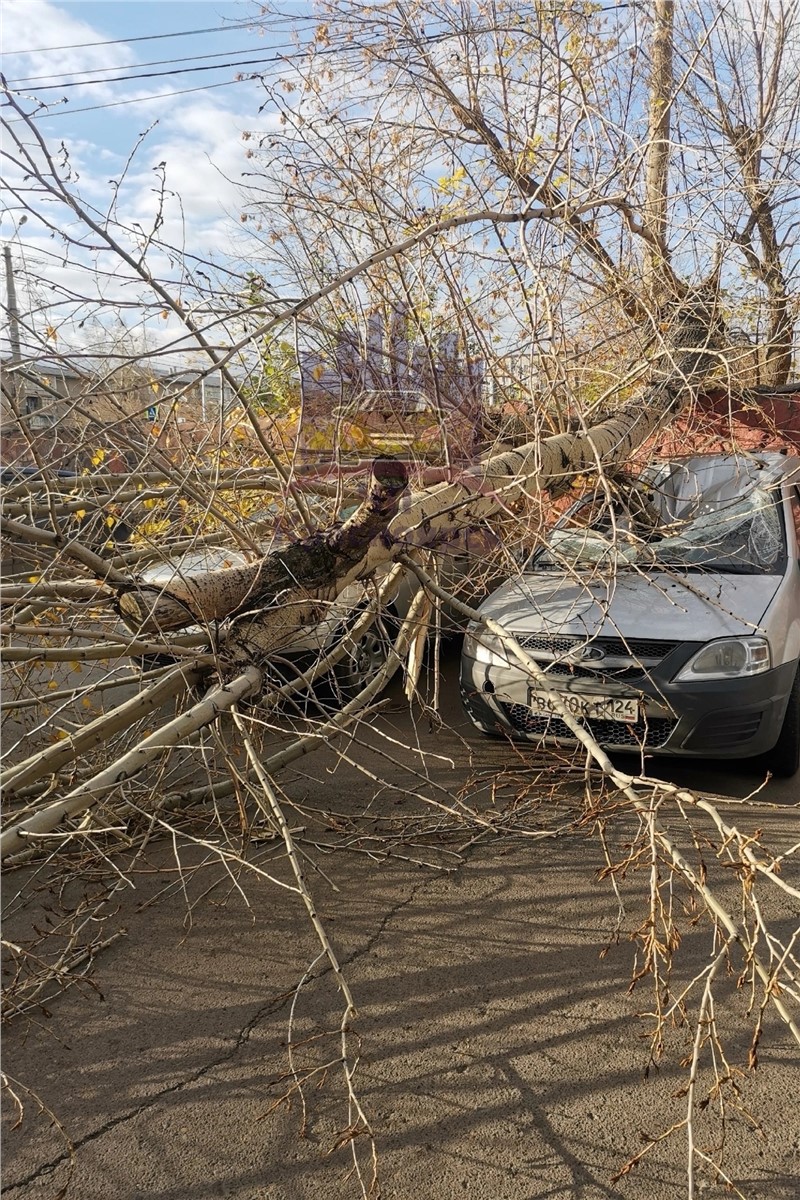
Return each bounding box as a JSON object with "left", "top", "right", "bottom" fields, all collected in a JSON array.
[{"left": 527, "top": 689, "right": 639, "bottom": 724}]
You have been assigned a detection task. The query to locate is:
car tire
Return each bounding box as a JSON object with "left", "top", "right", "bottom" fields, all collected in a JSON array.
[
  {"left": 762, "top": 664, "right": 800, "bottom": 778},
  {"left": 328, "top": 610, "right": 397, "bottom": 703}
]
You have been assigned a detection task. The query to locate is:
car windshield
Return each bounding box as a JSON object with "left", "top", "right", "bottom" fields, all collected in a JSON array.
[{"left": 534, "top": 474, "right": 787, "bottom": 576}]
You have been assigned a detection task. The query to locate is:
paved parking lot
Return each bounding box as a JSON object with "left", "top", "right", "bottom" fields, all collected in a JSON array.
[{"left": 3, "top": 647, "right": 798, "bottom": 1199}]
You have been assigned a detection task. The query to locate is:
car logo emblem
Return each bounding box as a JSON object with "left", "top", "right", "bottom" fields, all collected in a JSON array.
[{"left": 570, "top": 646, "right": 605, "bottom": 663}]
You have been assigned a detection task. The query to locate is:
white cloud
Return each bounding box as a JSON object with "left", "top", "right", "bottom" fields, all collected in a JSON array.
[
  {"left": 2, "top": 0, "right": 138, "bottom": 105},
  {"left": 2, "top": 3, "right": 285, "bottom": 362},
  {"left": 123, "top": 102, "right": 256, "bottom": 231}
]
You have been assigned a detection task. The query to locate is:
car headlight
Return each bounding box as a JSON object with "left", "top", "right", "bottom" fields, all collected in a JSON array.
[
  {"left": 674, "top": 636, "right": 771, "bottom": 681},
  {"left": 463, "top": 629, "right": 511, "bottom": 667}
]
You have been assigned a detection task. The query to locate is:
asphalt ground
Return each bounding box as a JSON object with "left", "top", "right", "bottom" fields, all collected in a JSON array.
[{"left": 2, "top": 646, "right": 799, "bottom": 1199}]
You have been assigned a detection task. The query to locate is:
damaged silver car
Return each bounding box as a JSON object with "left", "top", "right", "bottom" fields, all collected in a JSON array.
[{"left": 461, "top": 453, "right": 800, "bottom": 776}]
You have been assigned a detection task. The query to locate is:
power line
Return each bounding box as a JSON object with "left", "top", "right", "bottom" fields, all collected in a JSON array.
[
  {"left": 5, "top": 31, "right": 389, "bottom": 92},
  {"left": 7, "top": 2, "right": 633, "bottom": 59},
  {"left": 2, "top": 28, "right": 452, "bottom": 104},
  {"left": 8, "top": 44, "right": 292, "bottom": 85},
  {"left": 2, "top": 77, "right": 256, "bottom": 120},
  {"left": 0, "top": 33, "right": 406, "bottom": 118},
  {"left": 4, "top": 24, "right": 247, "bottom": 56},
  {"left": 7, "top": 54, "right": 289, "bottom": 93},
  {"left": 2, "top": 8, "right": 634, "bottom": 120}
]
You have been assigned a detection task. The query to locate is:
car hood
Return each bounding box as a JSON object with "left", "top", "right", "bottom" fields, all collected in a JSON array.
[{"left": 478, "top": 569, "right": 781, "bottom": 641}]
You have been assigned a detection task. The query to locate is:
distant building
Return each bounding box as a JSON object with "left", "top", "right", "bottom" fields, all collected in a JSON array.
[
  {"left": 0, "top": 359, "right": 229, "bottom": 470},
  {"left": 296, "top": 308, "right": 485, "bottom": 463}
]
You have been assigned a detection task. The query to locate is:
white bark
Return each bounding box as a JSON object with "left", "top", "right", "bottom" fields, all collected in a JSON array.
[
  {"left": 0, "top": 666, "right": 198, "bottom": 800},
  {"left": 0, "top": 668, "right": 262, "bottom": 858}
]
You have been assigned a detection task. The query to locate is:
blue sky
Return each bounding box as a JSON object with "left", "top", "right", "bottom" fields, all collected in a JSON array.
[
  {"left": 5, "top": 1, "right": 281, "bottom": 157},
  {"left": 3, "top": 0, "right": 287, "bottom": 212},
  {"left": 2, "top": 0, "right": 304, "bottom": 358}
]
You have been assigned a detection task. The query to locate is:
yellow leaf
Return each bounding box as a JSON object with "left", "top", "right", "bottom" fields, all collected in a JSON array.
[
  {"left": 45, "top": 325, "right": 58, "bottom": 342},
  {"left": 105, "top": 515, "right": 115, "bottom": 527},
  {"left": 28, "top": 575, "right": 40, "bottom": 584},
  {"left": 150, "top": 380, "right": 160, "bottom": 395},
  {"left": 74, "top": 508, "right": 86, "bottom": 521},
  {"left": 438, "top": 165, "right": 466, "bottom": 194},
  {"left": 160, "top": 309, "right": 169, "bottom": 320},
  {"left": 48, "top": 680, "right": 59, "bottom": 690}
]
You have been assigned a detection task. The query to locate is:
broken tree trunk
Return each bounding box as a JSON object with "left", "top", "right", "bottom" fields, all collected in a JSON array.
[
  {"left": 115, "top": 297, "right": 723, "bottom": 662},
  {"left": 117, "top": 456, "right": 408, "bottom": 641}
]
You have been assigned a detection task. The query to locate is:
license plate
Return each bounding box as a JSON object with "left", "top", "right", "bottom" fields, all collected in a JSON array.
[{"left": 527, "top": 688, "right": 639, "bottom": 724}]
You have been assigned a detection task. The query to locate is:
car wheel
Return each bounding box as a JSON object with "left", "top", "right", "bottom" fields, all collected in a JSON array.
[
  {"left": 762, "top": 664, "right": 800, "bottom": 778},
  {"left": 329, "top": 611, "right": 397, "bottom": 702}
]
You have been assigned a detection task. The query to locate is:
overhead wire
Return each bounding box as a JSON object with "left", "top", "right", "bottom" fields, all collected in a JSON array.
[
  {"left": 4, "top": 26, "right": 407, "bottom": 93},
  {"left": 3, "top": 23, "right": 250, "bottom": 55},
  {"left": 5, "top": 1, "right": 630, "bottom": 55},
  {"left": 0, "top": 29, "right": 422, "bottom": 120},
  {"left": 6, "top": 54, "right": 300, "bottom": 92},
  {"left": 2, "top": 7, "right": 632, "bottom": 122},
  {"left": 8, "top": 44, "right": 298, "bottom": 85},
  {"left": 2, "top": 77, "right": 260, "bottom": 119}
]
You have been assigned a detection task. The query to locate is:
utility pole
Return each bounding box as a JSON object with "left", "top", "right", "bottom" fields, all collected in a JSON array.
[
  {"left": 3, "top": 244, "right": 23, "bottom": 405},
  {"left": 3, "top": 245, "right": 22, "bottom": 363}
]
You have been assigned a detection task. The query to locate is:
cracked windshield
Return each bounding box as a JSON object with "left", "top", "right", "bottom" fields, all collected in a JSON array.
[{"left": 538, "top": 469, "right": 786, "bottom": 575}]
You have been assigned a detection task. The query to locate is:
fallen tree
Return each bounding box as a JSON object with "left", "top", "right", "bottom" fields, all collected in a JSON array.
[
  {"left": 0, "top": 288, "right": 728, "bottom": 866},
  {"left": 115, "top": 292, "right": 724, "bottom": 670},
  {"left": 3, "top": 5, "right": 799, "bottom": 1194}
]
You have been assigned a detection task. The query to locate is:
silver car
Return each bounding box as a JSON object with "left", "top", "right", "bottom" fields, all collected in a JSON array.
[{"left": 461, "top": 453, "right": 800, "bottom": 776}]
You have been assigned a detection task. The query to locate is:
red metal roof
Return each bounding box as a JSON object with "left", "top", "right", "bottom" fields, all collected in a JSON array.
[{"left": 647, "top": 385, "right": 800, "bottom": 459}]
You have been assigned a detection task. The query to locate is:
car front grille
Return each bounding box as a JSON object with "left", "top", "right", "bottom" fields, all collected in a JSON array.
[
  {"left": 514, "top": 634, "right": 679, "bottom": 661},
  {"left": 541, "top": 661, "right": 647, "bottom": 683},
  {"left": 499, "top": 702, "right": 678, "bottom": 749}
]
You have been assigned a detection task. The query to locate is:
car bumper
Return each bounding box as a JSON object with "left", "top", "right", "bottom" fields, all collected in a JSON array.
[{"left": 460, "top": 652, "right": 797, "bottom": 760}]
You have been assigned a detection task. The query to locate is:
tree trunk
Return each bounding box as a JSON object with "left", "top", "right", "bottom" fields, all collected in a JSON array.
[
  {"left": 117, "top": 456, "right": 408, "bottom": 639},
  {"left": 730, "top": 124, "right": 794, "bottom": 386},
  {"left": 643, "top": 0, "right": 675, "bottom": 301}
]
